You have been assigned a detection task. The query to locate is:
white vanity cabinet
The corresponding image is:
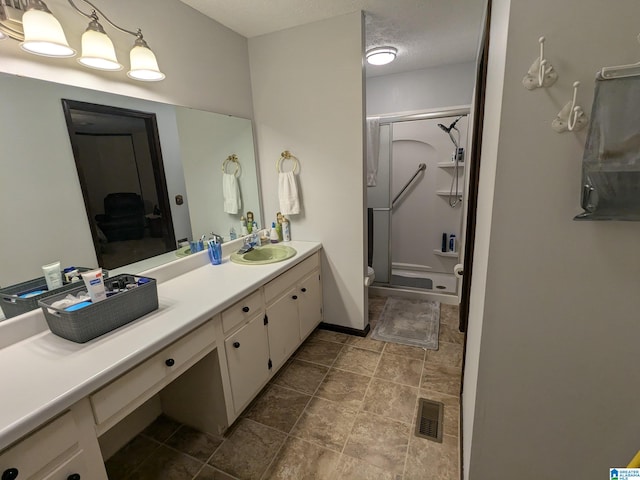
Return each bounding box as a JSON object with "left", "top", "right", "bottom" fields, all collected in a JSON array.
[{"left": 220, "top": 251, "right": 323, "bottom": 419}]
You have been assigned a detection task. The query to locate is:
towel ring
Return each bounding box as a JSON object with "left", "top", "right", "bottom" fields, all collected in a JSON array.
[
  {"left": 222, "top": 154, "right": 240, "bottom": 176},
  {"left": 277, "top": 150, "right": 299, "bottom": 173}
]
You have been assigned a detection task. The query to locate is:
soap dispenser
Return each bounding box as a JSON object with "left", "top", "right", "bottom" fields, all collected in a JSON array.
[{"left": 269, "top": 222, "right": 279, "bottom": 243}]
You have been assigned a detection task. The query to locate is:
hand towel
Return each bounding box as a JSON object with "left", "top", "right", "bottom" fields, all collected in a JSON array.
[
  {"left": 366, "top": 117, "right": 380, "bottom": 186},
  {"left": 223, "top": 173, "right": 241, "bottom": 214},
  {"left": 278, "top": 171, "right": 300, "bottom": 215}
]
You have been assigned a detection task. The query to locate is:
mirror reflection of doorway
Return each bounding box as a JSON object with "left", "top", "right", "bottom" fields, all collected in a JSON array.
[{"left": 62, "top": 100, "right": 176, "bottom": 270}]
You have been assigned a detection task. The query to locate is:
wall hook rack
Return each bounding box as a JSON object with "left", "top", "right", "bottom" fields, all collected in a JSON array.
[
  {"left": 552, "top": 81, "right": 589, "bottom": 133},
  {"left": 522, "top": 36, "right": 559, "bottom": 90}
]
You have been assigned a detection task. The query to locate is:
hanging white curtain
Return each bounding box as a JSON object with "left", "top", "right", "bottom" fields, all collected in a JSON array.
[{"left": 366, "top": 117, "right": 380, "bottom": 186}]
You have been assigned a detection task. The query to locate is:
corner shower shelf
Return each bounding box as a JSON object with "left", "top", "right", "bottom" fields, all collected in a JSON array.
[
  {"left": 437, "top": 162, "right": 464, "bottom": 168},
  {"left": 433, "top": 249, "right": 459, "bottom": 258}
]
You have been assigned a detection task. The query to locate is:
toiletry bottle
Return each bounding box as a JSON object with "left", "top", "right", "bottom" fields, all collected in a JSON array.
[
  {"left": 270, "top": 222, "right": 279, "bottom": 243},
  {"left": 441, "top": 233, "right": 448, "bottom": 253},
  {"left": 282, "top": 217, "right": 291, "bottom": 241},
  {"left": 240, "top": 216, "right": 249, "bottom": 236},
  {"left": 276, "top": 221, "right": 283, "bottom": 241},
  {"left": 229, "top": 226, "right": 237, "bottom": 240},
  {"left": 449, "top": 234, "right": 456, "bottom": 252}
]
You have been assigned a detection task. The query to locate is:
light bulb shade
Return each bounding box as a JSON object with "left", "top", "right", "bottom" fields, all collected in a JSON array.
[
  {"left": 0, "top": 30, "right": 6, "bottom": 40},
  {"left": 366, "top": 47, "right": 397, "bottom": 66},
  {"left": 128, "top": 44, "right": 165, "bottom": 81},
  {"left": 20, "top": 9, "right": 75, "bottom": 57},
  {"left": 78, "top": 28, "right": 123, "bottom": 71}
]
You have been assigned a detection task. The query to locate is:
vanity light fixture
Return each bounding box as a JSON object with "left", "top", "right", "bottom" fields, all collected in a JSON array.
[
  {"left": 366, "top": 46, "right": 397, "bottom": 66},
  {"left": 15, "top": 0, "right": 164, "bottom": 81}
]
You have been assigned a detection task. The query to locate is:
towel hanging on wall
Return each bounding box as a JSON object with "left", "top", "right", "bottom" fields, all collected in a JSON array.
[
  {"left": 277, "top": 151, "right": 300, "bottom": 215},
  {"left": 366, "top": 117, "right": 380, "bottom": 186},
  {"left": 222, "top": 154, "right": 241, "bottom": 214}
]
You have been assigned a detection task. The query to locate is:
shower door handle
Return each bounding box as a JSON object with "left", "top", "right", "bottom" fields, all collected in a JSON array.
[{"left": 371, "top": 207, "right": 391, "bottom": 211}]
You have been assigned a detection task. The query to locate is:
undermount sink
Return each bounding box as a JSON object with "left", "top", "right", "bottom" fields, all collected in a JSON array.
[{"left": 230, "top": 245, "right": 297, "bottom": 265}]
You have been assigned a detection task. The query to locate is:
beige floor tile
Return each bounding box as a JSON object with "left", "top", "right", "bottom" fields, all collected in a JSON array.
[
  {"left": 345, "top": 335, "right": 385, "bottom": 353},
  {"left": 421, "top": 364, "right": 461, "bottom": 396},
  {"left": 439, "top": 304, "right": 459, "bottom": 328},
  {"left": 295, "top": 339, "right": 344, "bottom": 366},
  {"left": 333, "top": 346, "right": 381, "bottom": 376},
  {"left": 272, "top": 359, "right": 329, "bottom": 395},
  {"left": 131, "top": 444, "right": 203, "bottom": 479},
  {"left": 343, "top": 412, "right": 410, "bottom": 475},
  {"left": 105, "top": 435, "right": 161, "bottom": 480},
  {"left": 404, "top": 433, "right": 459, "bottom": 480},
  {"left": 195, "top": 465, "right": 239, "bottom": 479},
  {"left": 374, "top": 352, "right": 423, "bottom": 387},
  {"left": 439, "top": 323, "right": 465, "bottom": 345},
  {"left": 383, "top": 342, "right": 426, "bottom": 361},
  {"left": 426, "top": 342, "right": 463, "bottom": 369},
  {"left": 290, "top": 397, "right": 358, "bottom": 451},
  {"left": 165, "top": 425, "right": 224, "bottom": 462},
  {"left": 310, "top": 329, "right": 351, "bottom": 344},
  {"left": 208, "top": 419, "right": 286, "bottom": 480},
  {"left": 141, "top": 414, "right": 182, "bottom": 442},
  {"left": 263, "top": 437, "right": 341, "bottom": 480},
  {"left": 334, "top": 455, "right": 397, "bottom": 480},
  {"left": 417, "top": 390, "right": 460, "bottom": 438},
  {"left": 314, "top": 368, "right": 371, "bottom": 409},
  {"left": 245, "top": 385, "right": 311, "bottom": 433},
  {"left": 363, "top": 378, "right": 418, "bottom": 425}
]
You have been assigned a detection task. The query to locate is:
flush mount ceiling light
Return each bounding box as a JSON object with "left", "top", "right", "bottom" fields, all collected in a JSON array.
[
  {"left": 366, "top": 46, "right": 397, "bottom": 66},
  {"left": 6, "top": 0, "right": 164, "bottom": 81}
]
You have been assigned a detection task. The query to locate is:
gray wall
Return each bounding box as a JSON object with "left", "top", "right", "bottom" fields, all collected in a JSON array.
[{"left": 464, "top": 0, "right": 640, "bottom": 477}]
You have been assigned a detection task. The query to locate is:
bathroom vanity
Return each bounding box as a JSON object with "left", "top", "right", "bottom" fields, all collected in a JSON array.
[{"left": 0, "top": 240, "right": 322, "bottom": 479}]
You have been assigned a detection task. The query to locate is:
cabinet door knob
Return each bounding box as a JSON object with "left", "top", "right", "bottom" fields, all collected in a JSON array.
[
  {"left": 242, "top": 306, "right": 250, "bottom": 313},
  {"left": 301, "top": 288, "right": 307, "bottom": 292},
  {"left": 165, "top": 358, "right": 175, "bottom": 367},
  {"left": 292, "top": 295, "right": 298, "bottom": 300},
  {"left": 67, "top": 475, "right": 81, "bottom": 480},
  {"left": 2, "top": 469, "right": 18, "bottom": 480},
  {"left": 233, "top": 342, "right": 240, "bottom": 348}
]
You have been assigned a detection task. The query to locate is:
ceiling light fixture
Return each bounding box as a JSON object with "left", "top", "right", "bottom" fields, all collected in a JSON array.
[
  {"left": 6, "top": 0, "right": 164, "bottom": 81},
  {"left": 366, "top": 46, "right": 397, "bottom": 66}
]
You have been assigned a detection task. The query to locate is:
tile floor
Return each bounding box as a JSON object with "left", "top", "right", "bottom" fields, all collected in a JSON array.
[{"left": 105, "top": 295, "right": 464, "bottom": 480}]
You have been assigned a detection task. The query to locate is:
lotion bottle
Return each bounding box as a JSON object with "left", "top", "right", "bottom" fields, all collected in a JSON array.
[
  {"left": 282, "top": 217, "right": 291, "bottom": 241},
  {"left": 269, "top": 222, "right": 279, "bottom": 243}
]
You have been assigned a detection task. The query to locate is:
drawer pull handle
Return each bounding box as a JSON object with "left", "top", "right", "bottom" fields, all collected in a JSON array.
[
  {"left": 68, "top": 475, "right": 81, "bottom": 480},
  {"left": 233, "top": 342, "right": 240, "bottom": 348},
  {"left": 2, "top": 469, "right": 18, "bottom": 480},
  {"left": 292, "top": 295, "right": 298, "bottom": 300},
  {"left": 242, "top": 306, "right": 250, "bottom": 313},
  {"left": 165, "top": 358, "right": 175, "bottom": 367},
  {"left": 301, "top": 288, "right": 307, "bottom": 292}
]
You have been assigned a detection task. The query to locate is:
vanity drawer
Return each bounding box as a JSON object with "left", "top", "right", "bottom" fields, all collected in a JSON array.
[
  {"left": 221, "top": 289, "right": 264, "bottom": 333},
  {"left": 264, "top": 253, "right": 319, "bottom": 303},
  {"left": 90, "top": 319, "right": 217, "bottom": 426},
  {"left": 0, "top": 411, "right": 79, "bottom": 479},
  {"left": 41, "top": 449, "right": 88, "bottom": 480}
]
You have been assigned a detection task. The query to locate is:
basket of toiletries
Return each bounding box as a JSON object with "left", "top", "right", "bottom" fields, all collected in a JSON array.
[
  {"left": 38, "top": 274, "right": 158, "bottom": 343},
  {"left": 0, "top": 267, "right": 108, "bottom": 319}
]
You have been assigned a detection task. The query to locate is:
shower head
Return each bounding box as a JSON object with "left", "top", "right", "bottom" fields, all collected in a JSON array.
[
  {"left": 437, "top": 123, "right": 450, "bottom": 132},
  {"left": 438, "top": 116, "right": 463, "bottom": 133}
]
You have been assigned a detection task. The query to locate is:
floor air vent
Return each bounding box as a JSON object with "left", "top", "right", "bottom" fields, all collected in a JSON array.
[{"left": 415, "top": 398, "right": 444, "bottom": 442}]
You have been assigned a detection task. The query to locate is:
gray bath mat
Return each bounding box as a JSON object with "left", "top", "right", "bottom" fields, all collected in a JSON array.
[{"left": 371, "top": 297, "right": 440, "bottom": 350}]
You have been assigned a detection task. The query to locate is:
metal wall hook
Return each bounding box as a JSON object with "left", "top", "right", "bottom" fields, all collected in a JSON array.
[
  {"left": 552, "top": 81, "right": 589, "bottom": 133},
  {"left": 523, "top": 36, "right": 559, "bottom": 90}
]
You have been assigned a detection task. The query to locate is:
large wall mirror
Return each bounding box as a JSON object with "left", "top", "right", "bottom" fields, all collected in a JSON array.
[{"left": 0, "top": 72, "right": 262, "bottom": 305}]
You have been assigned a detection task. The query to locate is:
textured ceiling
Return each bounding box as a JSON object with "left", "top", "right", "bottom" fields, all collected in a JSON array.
[{"left": 179, "top": 0, "right": 486, "bottom": 77}]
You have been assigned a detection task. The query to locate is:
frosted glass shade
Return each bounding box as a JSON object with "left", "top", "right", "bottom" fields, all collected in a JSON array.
[
  {"left": 20, "top": 9, "right": 75, "bottom": 57},
  {"left": 366, "top": 47, "right": 397, "bottom": 66},
  {"left": 78, "top": 29, "right": 122, "bottom": 71},
  {"left": 127, "top": 44, "right": 165, "bottom": 81},
  {"left": 0, "top": 31, "right": 6, "bottom": 40}
]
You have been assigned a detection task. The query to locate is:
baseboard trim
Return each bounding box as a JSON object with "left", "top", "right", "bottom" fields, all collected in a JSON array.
[{"left": 319, "top": 322, "right": 370, "bottom": 338}]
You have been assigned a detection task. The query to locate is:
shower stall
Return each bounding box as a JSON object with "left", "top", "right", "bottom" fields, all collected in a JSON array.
[{"left": 367, "top": 107, "right": 469, "bottom": 298}]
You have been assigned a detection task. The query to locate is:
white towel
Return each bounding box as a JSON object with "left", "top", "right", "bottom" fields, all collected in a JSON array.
[
  {"left": 278, "top": 171, "right": 300, "bottom": 215},
  {"left": 223, "top": 173, "right": 241, "bottom": 214},
  {"left": 366, "top": 117, "right": 380, "bottom": 186}
]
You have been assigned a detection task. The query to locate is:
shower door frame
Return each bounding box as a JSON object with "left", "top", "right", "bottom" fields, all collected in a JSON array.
[{"left": 370, "top": 106, "right": 471, "bottom": 301}]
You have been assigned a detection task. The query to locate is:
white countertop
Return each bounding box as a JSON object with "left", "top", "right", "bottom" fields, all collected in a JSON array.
[{"left": 0, "top": 240, "right": 321, "bottom": 451}]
